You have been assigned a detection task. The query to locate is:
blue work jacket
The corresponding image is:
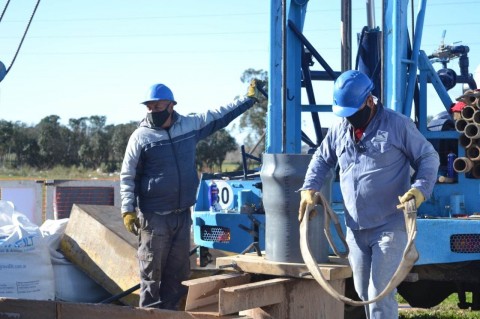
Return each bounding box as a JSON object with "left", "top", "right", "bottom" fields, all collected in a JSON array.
[
  {"left": 302, "top": 102, "right": 440, "bottom": 230},
  {"left": 120, "top": 96, "right": 255, "bottom": 215}
]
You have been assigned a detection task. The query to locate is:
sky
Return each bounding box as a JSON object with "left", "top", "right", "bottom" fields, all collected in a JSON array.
[{"left": 0, "top": 0, "right": 479, "bottom": 134}]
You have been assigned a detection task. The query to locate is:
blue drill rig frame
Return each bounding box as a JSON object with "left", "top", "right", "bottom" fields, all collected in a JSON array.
[{"left": 193, "top": 0, "right": 480, "bottom": 310}]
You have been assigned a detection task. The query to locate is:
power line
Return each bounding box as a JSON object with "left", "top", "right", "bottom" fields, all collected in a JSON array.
[{"left": 3, "top": 12, "right": 268, "bottom": 23}]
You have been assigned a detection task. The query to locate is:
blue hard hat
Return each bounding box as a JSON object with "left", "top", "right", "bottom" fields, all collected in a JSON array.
[
  {"left": 332, "top": 70, "right": 374, "bottom": 117},
  {"left": 141, "top": 83, "right": 177, "bottom": 105}
]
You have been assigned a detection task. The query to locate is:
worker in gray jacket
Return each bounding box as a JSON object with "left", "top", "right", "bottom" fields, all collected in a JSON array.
[
  {"left": 298, "top": 70, "right": 439, "bottom": 319},
  {"left": 120, "top": 80, "right": 263, "bottom": 310}
]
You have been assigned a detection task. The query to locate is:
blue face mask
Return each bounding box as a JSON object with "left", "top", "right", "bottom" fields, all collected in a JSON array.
[{"left": 147, "top": 109, "right": 171, "bottom": 128}]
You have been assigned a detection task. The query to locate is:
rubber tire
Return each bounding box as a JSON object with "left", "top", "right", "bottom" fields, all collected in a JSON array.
[{"left": 397, "top": 280, "right": 456, "bottom": 308}]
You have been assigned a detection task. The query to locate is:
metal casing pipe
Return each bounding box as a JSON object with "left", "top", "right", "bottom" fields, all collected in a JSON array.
[
  {"left": 260, "top": 153, "right": 331, "bottom": 263},
  {"left": 466, "top": 145, "right": 480, "bottom": 161},
  {"left": 461, "top": 105, "right": 477, "bottom": 121},
  {"left": 459, "top": 133, "right": 473, "bottom": 149},
  {"left": 453, "top": 157, "right": 474, "bottom": 173},
  {"left": 455, "top": 118, "right": 469, "bottom": 133},
  {"left": 459, "top": 89, "right": 477, "bottom": 105},
  {"left": 464, "top": 123, "right": 480, "bottom": 139},
  {"left": 472, "top": 162, "right": 480, "bottom": 179},
  {"left": 473, "top": 110, "right": 480, "bottom": 124}
]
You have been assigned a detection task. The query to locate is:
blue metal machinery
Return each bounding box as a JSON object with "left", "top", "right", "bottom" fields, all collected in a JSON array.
[{"left": 193, "top": 0, "right": 480, "bottom": 310}]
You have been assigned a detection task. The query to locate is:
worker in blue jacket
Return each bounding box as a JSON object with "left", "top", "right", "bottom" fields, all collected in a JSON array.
[
  {"left": 298, "top": 70, "right": 439, "bottom": 319},
  {"left": 120, "top": 80, "right": 263, "bottom": 310}
]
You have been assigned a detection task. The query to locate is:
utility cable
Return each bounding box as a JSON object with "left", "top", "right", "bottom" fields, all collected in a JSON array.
[
  {"left": 4, "top": 0, "right": 41, "bottom": 77},
  {"left": 0, "top": 0, "right": 11, "bottom": 24}
]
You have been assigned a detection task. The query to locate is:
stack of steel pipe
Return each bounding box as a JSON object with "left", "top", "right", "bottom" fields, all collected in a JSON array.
[{"left": 454, "top": 90, "right": 480, "bottom": 179}]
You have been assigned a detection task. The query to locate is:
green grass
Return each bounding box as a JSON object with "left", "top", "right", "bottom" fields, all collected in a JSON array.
[{"left": 399, "top": 293, "right": 480, "bottom": 319}]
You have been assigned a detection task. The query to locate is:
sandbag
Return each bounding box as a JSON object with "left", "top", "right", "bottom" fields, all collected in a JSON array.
[{"left": 0, "top": 200, "right": 55, "bottom": 300}]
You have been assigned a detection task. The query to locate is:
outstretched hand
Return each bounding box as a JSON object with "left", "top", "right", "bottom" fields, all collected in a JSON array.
[{"left": 247, "top": 79, "right": 266, "bottom": 102}]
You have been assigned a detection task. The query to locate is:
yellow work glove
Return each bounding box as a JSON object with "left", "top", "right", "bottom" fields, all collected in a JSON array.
[
  {"left": 399, "top": 188, "right": 425, "bottom": 208},
  {"left": 246, "top": 79, "right": 265, "bottom": 102},
  {"left": 123, "top": 212, "right": 140, "bottom": 236},
  {"left": 298, "top": 189, "right": 317, "bottom": 223}
]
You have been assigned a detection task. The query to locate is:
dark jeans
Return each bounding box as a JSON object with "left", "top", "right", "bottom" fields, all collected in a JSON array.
[{"left": 137, "top": 209, "right": 191, "bottom": 309}]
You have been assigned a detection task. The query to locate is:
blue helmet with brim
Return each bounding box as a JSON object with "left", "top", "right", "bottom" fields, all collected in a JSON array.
[
  {"left": 332, "top": 70, "right": 374, "bottom": 117},
  {"left": 141, "top": 83, "right": 177, "bottom": 105}
]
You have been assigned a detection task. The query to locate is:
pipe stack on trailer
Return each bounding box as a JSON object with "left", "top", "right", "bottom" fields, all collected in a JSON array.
[{"left": 453, "top": 90, "right": 480, "bottom": 178}]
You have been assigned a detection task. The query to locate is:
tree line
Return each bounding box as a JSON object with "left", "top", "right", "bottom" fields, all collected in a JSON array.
[
  {"left": 0, "top": 115, "right": 241, "bottom": 173},
  {"left": 0, "top": 69, "right": 268, "bottom": 174}
]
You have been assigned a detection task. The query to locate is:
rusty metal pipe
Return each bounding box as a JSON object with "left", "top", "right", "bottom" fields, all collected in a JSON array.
[
  {"left": 464, "top": 123, "right": 480, "bottom": 139},
  {"left": 453, "top": 157, "right": 474, "bottom": 173}
]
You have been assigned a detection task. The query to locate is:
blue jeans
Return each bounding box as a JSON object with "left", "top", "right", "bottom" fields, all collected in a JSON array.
[
  {"left": 346, "top": 223, "right": 407, "bottom": 319},
  {"left": 137, "top": 209, "right": 191, "bottom": 309}
]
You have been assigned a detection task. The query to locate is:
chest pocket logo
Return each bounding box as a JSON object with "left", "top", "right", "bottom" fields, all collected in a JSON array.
[
  {"left": 375, "top": 130, "right": 388, "bottom": 142},
  {"left": 367, "top": 130, "right": 392, "bottom": 166}
]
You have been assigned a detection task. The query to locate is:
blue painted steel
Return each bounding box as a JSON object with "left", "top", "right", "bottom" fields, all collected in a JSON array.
[
  {"left": 383, "top": 0, "right": 409, "bottom": 114},
  {"left": 193, "top": 212, "right": 265, "bottom": 252},
  {"left": 284, "top": 1, "right": 306, "bottom": 154},
  {"left": 267, "top": 0, "right": 307, "bottom": 154},
  {"left": 267, "top": 0, "right": 283, "bottom": 154},
  {"left": 403, "top": 0, "right": 427, "bottom": 118},
  {"left": 416, "top": 219, "right": 480, "bottom": 265},
  {"left": 193, "top": 178, "right": 264, "bottom": 253},
  {"left": 328, "top": 210, "right": 480, "bottom": 265}
]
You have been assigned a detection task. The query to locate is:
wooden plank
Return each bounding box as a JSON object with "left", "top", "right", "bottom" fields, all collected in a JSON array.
[
  {"left": 182, "top": 273, "right": 251, "bottom": 312},
  {"left": 0, "top": 298, "right": 251, "bottom": 319},
  {"left": 60, "top": 204, "right": 140, "bottom": 306},
  {"left": 219, "top": 278, "right": 291, "bottom": 315},
  {"left": 242, "top": 279, "right": 345, "bottom": 319},
  {"left": 216, "top": 254, "right": 352, "bottom": 280}
]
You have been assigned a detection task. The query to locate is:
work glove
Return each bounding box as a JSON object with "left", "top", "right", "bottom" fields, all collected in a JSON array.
[
  {"left": 123, "top": 212, "right": 140, "bottom": 236},
  {"left": 247, "top": 79, "right": 265, "bottom": 103},
  {"left": 399, "top": 188, "right": 425, "bottom": 208},
  {"left": 298, "top": 189, "right": 316, "bottom": 223}
]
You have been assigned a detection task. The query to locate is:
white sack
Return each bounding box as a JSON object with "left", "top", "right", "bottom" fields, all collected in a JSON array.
[
  {"left": 40, "top": 218, "right": 111, "bottom": 302},
  {"left": 0, "top": 200, "right": 55, "bottom": 300}
]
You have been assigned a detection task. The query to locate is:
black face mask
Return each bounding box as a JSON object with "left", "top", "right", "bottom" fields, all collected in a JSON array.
[
  {"left": 346, "top": 105, "right": 371, "bottom": 129},
  {"left": 147, "top": 109, "right": 171, "bottom": 128}
]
